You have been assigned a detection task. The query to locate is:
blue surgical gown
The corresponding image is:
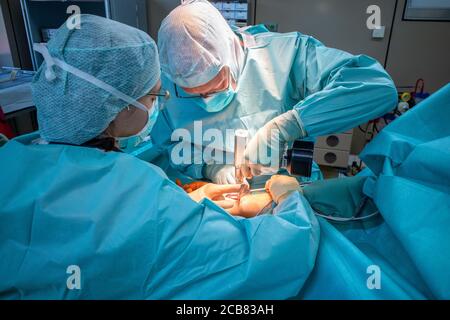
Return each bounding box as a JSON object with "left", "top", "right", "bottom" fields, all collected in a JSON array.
[
  {"left": 297, "top": 83, "right": 450, "bottom": 299},
  {"left": 151, "top": 25, "right": 397, "bottom": 180},
  {"left": 0, "top": 140, "right": 319, "bottom": 299}
]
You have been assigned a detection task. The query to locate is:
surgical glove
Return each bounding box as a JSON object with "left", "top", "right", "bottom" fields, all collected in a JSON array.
[
  {"left": 265, "top": 175, "right": 301, "bottom": 204},
  {"left": 188, "top": 183, "right": 241, "bottom": 209},
  {"left": 204, "top": 164, "right": 237, "bottom": 184},
  {"left": 243, "top": 110, "right": 306, "bottom": 177}
]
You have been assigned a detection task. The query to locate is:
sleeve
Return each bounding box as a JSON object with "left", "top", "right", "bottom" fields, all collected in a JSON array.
[{"left": 291, "top": 35, "right": 398, "bottom": 137}]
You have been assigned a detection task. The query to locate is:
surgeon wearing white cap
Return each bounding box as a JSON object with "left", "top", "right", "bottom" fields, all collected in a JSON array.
[{"left": 155, "top": 0, "right": 398, "bottom": 184}]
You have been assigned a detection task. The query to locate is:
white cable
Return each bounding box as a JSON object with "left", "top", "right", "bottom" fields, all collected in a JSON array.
[{"left": 33, "top": 43, "right": 148, "bottom": 112}]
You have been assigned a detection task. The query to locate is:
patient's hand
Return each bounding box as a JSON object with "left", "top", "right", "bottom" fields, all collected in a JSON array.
[
  {"left": 178, "top": 180, "right": 274, "bottom": 218},
  {"left": 227, "top": 192, "right": 273, "bottom": 218},
  {"left": 186, "top": 183, "right": 241, "bottom": 211}
]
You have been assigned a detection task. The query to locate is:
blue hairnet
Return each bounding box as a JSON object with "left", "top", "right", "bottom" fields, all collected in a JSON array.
[
  {"left": 32, "top": 14, "right": 160, "bottom": 145},
  {"left": 158, "top": 0, "right": 244, "bottom": 88}
]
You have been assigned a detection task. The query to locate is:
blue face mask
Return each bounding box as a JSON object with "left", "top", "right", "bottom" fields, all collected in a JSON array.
[
  {"left": 117, "top": 98, "right": 160, "bottom": 151},
  {"left": 195, "top": 78, "right": 236, "bottom": 113}
]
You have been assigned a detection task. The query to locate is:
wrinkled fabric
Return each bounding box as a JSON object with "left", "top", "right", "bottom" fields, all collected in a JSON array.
[
  {"left": 158, "top": 0, "right": 245, "bottom": 88},
  {"left": 152, "top": 24, "right": 397, "bottom": 181},
  {"left": 0, "top": 140, "right": 319, "bottom": 299},
  {"left": 296, "top": 84, "right": 450, "bottom": 299},
  {"left": 32, "top": 14, "right": 160, "bottom": 145}
]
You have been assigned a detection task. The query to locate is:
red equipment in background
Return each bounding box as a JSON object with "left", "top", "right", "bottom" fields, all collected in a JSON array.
[{"left": 0, "top": 107, "right": 15, "bottom": 139}]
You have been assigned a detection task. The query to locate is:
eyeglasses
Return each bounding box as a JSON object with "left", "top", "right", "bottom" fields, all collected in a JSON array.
[
  {"left": 146, "top": 89, "right": 171, "bottom": 100},
  {"left": 173, "top": 68, "right": 233, "bottom": 99},
  {"left": 173, "top": 83, "right": 229, "bottom": 99},
  {"left": 174, "top": 84, "right": 206, "bottom": 99}
]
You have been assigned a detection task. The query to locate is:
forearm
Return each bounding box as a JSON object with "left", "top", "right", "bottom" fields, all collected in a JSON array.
[
  {"left": 228, "top": 192, "right": 273, "bottom": 218},
  {"left": 292, "top": 37, "right": 397, "bottom": 137}
]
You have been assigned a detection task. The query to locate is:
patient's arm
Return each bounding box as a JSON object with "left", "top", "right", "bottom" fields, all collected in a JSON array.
[
  {"left": 178, "top": 180, "right": 274, "bottom": 218},
  {"left": 228, "top": 192, "right": 273, "bottom": 218}
]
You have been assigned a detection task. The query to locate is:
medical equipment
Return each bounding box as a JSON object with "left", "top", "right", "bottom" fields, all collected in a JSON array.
[
  {"left": 244, "top": 110, "right": 307, "bottom": 174},
  {"left": 234, "top": 129, "right": 249, "bottom": 184},
  {"left": 41, "top": 28, "right": 58, "bottom": 43},
  {"left": 312, "top": 196, "right": 380, "bottom": 222},
  {"left": 283, "top": 140, "right": 314, "bottom": 178},
  {"left": 210, "top": 1, "right": 251, "bottom": 27},
  {"left": 0, "top": 67, "right": 35, "bottom": 82},
  {"left": 236, "top": 129, "right": 314, "bottom": 182},
  {"left": 0, "top": 108, "right": 14, "bottom": 140},
  {"left": 237, "top": 183, "right": 248, "bottom": 199},
  {"left": 412, "top": 78, "right": 430, "bottom": 105},
  {"left": 0, "top": 68, "right": 35, "bottom": 116},
  {"left": 248, "top": 181, "right": 312, "bottom": 194}
]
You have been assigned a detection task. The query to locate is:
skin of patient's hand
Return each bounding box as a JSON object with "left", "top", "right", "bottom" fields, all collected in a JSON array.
[{"left": 228, "top": 192, "right": 273, "bottom": 218}]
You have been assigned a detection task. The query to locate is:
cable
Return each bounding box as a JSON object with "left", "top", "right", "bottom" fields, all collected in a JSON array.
[
  {"left": 374, "top": 122, "right": 380, "bottom": 133},
  {"left": 383, "top": 0, "right": 399, "bottom": 69},
  {"left": 314, "top": 210, "right": 380, "bottom": 223}
]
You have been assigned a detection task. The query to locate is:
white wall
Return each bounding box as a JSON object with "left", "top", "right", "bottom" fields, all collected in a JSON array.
[{"left": 386, "top": 0, "right": 450, "bottom": 92}]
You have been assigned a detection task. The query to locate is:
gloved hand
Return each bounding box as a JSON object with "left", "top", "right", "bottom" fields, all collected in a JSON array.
[
  {"left": 203, "top": 164, "right": 237, "bottom": 184},
  {"left": 265, "top": 175, "right": 301, "bottom": 204},
  {"left": 242, "top": 110, "right": 306, "bottom": 177},
  {"left": 188, "top": 183, "right": 241, "bottom": 209}
]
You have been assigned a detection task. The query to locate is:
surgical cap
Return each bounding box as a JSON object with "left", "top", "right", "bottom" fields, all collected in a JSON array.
[
  {"left": 158, "top": 0, "right": 245, "bottom": 88},
  {"left": 32, "top": 14, "right": 160, "bottom": 145}
]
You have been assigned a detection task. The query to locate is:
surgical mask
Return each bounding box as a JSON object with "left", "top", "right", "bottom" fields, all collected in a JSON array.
[
  {"left": 195, "top": 77, "right": 236, "bottom": 113},
  {"left": 116, "top": 98, "right": 159, "bottom": 151}
]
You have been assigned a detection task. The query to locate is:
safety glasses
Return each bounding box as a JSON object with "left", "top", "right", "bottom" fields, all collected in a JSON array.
[
  {"left": 146, "top": 89, "right": 171, "bottom": 100},
  {"left": 173, "top": 70, "right": 233, "bottom": 99},
  {"left": 174, "top": 84, "right": 221, "bottom": 99}
]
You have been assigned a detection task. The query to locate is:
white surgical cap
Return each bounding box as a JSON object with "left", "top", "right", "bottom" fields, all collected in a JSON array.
[{"left": 158, "top": 0, "right": 245, "bottom": 88}]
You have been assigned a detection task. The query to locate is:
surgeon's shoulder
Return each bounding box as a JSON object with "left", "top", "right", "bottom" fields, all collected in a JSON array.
[
  {"left": 106, "top": 147, "right": 169, "bottom": 179},
  {"left": 0, "top": 138, "right": 168, "bottom": 181},
  {"left": 251, "top": 28, "right": 323, "bottom": 49}
]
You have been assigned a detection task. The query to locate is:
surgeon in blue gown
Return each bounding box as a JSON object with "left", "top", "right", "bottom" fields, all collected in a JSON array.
[
  {"left": 153, "top": 0, "right": 398, "bottom": 184},
  {"left": 0, "top": 15, "right": 320, "bottom": 299}
]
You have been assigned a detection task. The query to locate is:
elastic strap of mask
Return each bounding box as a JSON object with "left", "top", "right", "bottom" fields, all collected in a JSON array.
[{"left": 33, "top": 43, "right": 149, "bottom": 112}]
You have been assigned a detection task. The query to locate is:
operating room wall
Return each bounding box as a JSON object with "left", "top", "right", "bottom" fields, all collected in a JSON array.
[
  {"left": 385, "top": 0, "right": 450, "bottom": 93},
  {"left": 255, "top": 0, "right": 397, "bottom": 68},
  {"left": 147, "top": 0, "right": 180, "bottom": 41}
]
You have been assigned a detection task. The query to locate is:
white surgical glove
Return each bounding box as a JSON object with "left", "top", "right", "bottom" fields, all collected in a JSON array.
[
  {"left": 188, "top": 183, "right": 241, "bottom": 209},
  {"left": 243, "top": 110, "right": 306, "bottom": 177},
  {"left": 203, "top": 164, "right": 237, "bottom": 184},
  {"left": 265, "top": 175, "right": 301, "bottom": 204}
]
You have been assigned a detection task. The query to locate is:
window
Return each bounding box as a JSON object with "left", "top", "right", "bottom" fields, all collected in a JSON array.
[{"left": 404, "top": 0, "right": 450, "bottom": 21}]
